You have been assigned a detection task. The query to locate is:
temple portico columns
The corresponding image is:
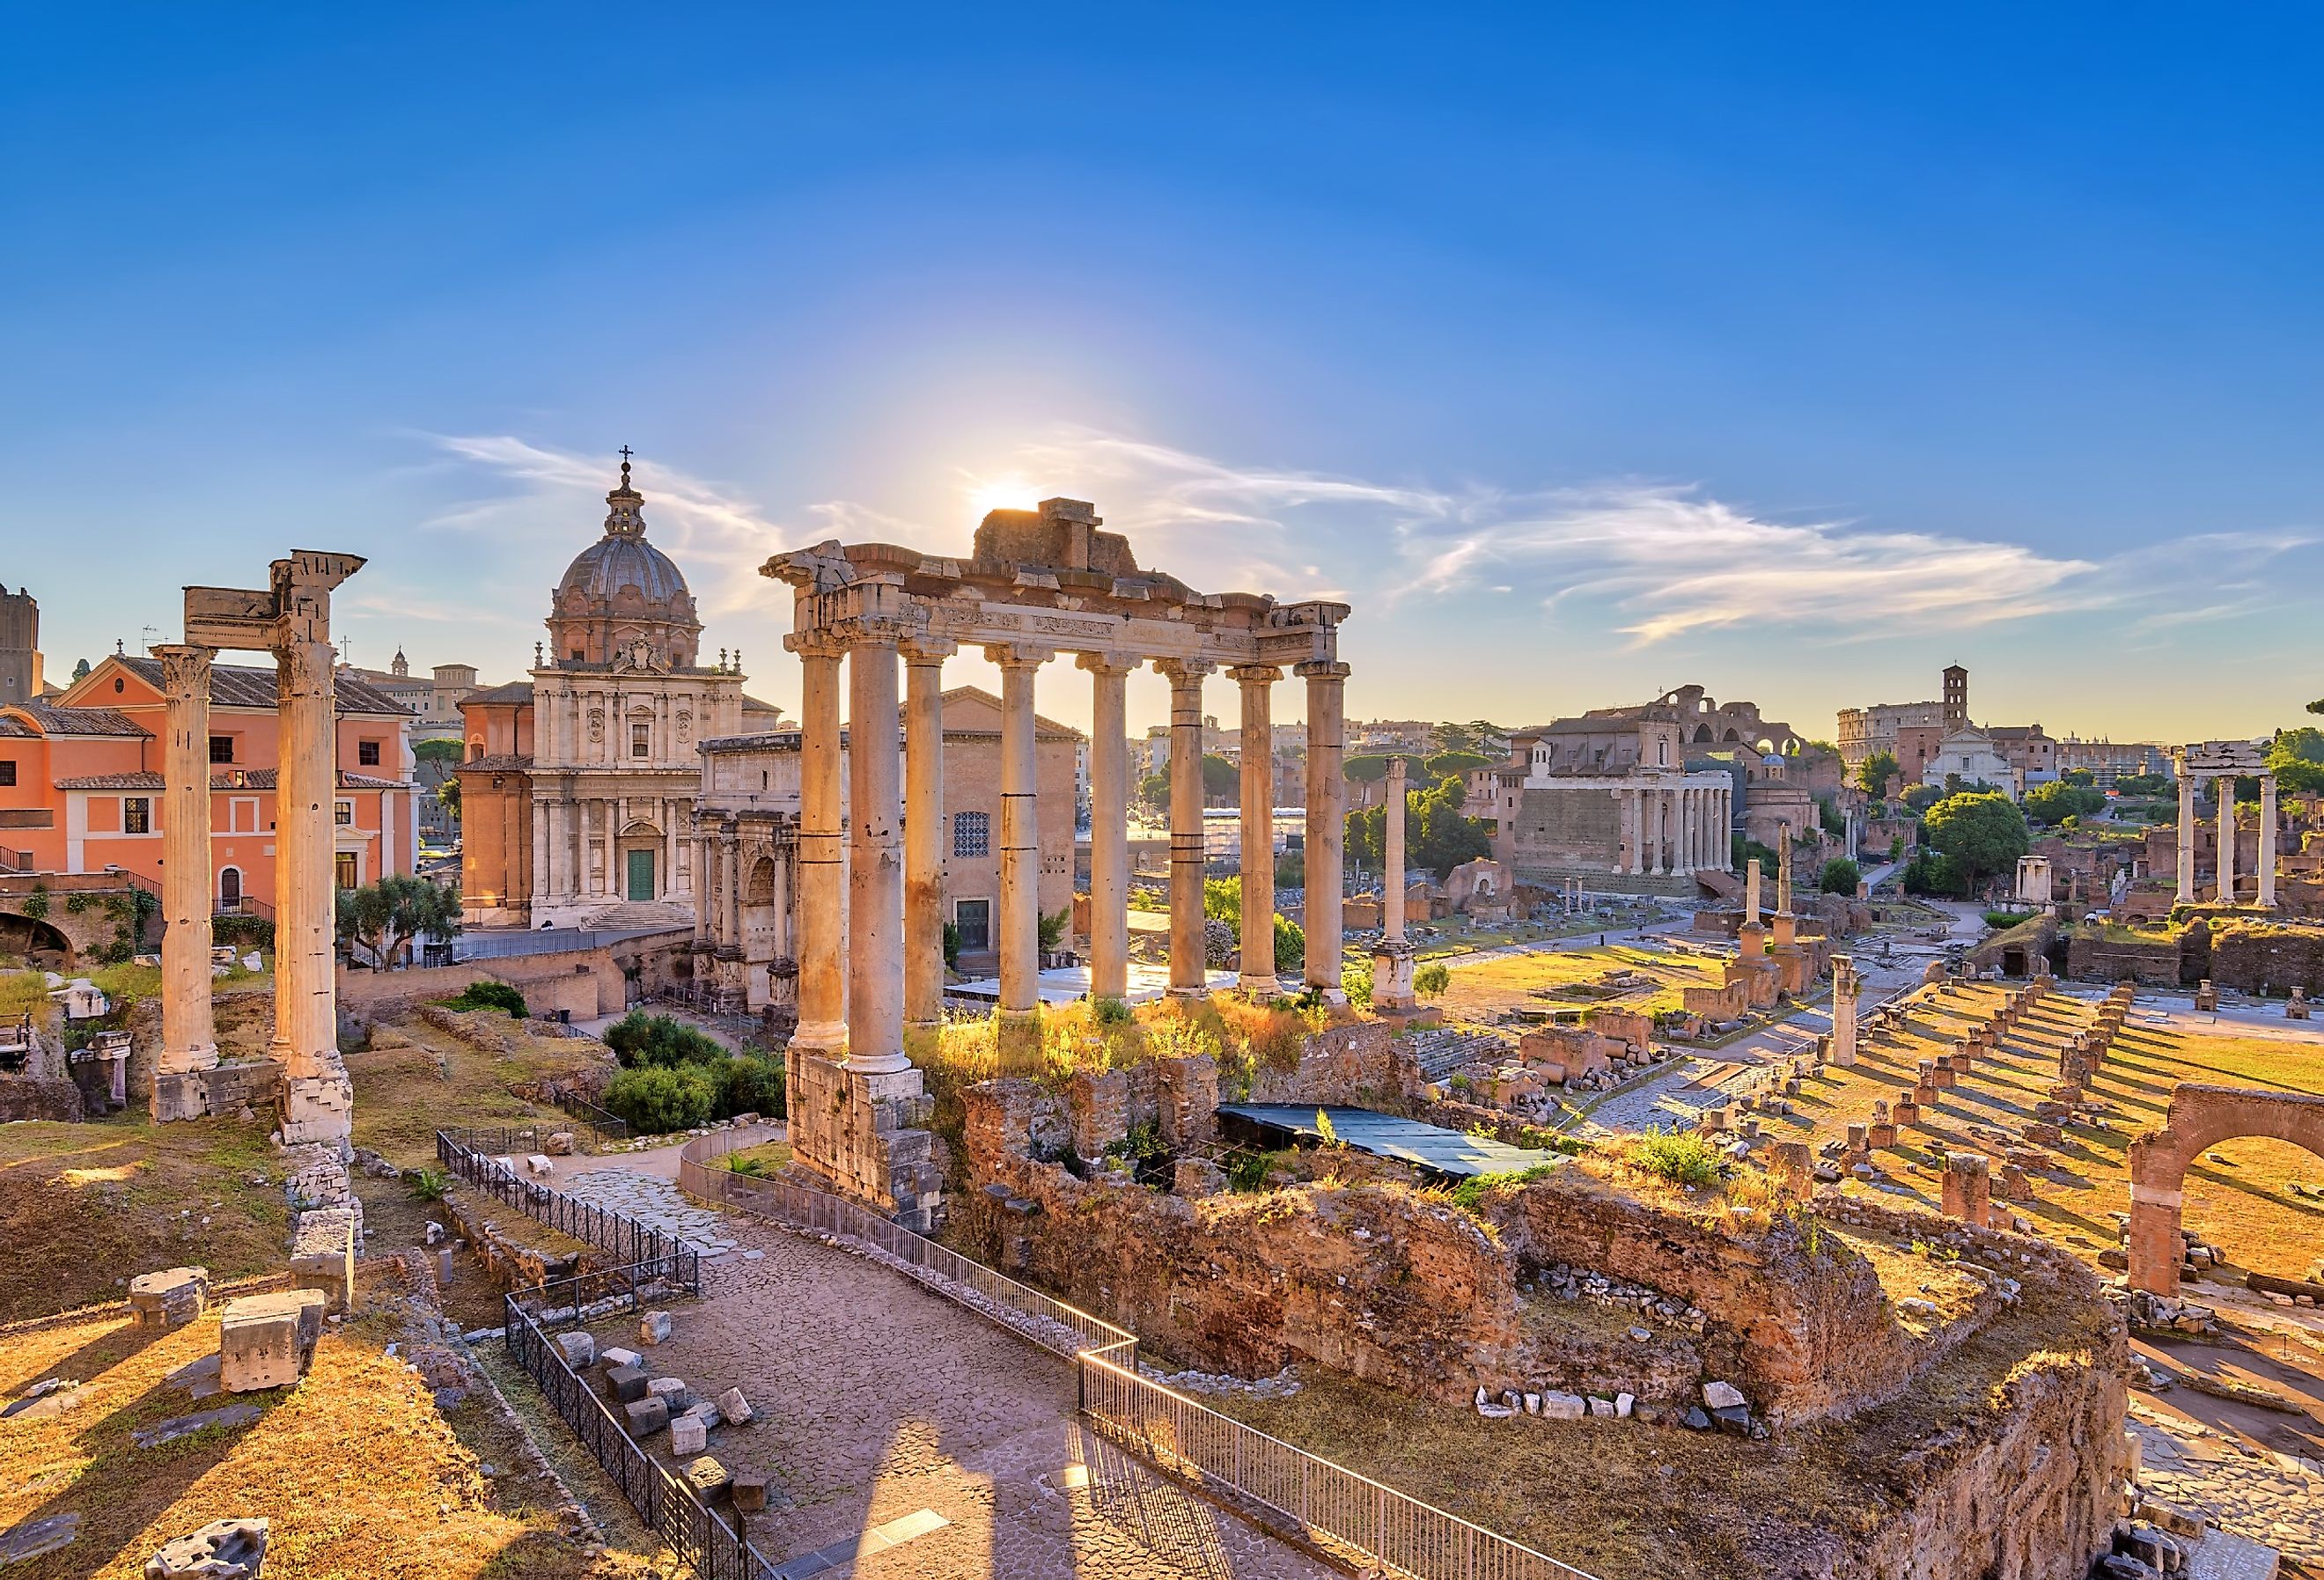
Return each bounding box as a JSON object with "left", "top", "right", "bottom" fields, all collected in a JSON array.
[
  {"left": 1624, "top": 787, "right": 1643, "bottom": 875},
  {"left": 989, "top": 643, "right": 1050, "bottom": 1055},
  {"left": 845, "top": 620, "right": 908, "bottom": 1077},
  {"left": 2217, "top": 775, "right": 2237, "bottom": 905},
  {"left": 1078, "top": 654, "right": 1137, "bottom": 1003},
  {"left": 786, "top": 634, "right": 849, "bottom": 1059},
  {"left": 272, "top": 635, "right": 353, "bottom": 1150},
  {"left": 152, "top": 643, "right": 218, "bottom": 1121},
  {"left": 2175, "top": 768, "right": 2196, "bottom": 904},
  {"left": 1158, "top": 659, "right": 1216, "bottom": 997},
  {"left": 1232, "top": 665, "right": 1283, "bottom": 996},
  {"left": 1298, "top": 659, "right": 1350, "bottom": 1000},
  {"left": 901, "top": 638, "right": 954, "bottom": 1033},
  {"left": 2260, "top": 774, "right": 2279, "bottom": 908},
  {"left": 1674, "top": 787, "right": 1694, "bottom": 876},
  {"left": 1650, "top": 786, "right": 1668, "bottom": 876}
]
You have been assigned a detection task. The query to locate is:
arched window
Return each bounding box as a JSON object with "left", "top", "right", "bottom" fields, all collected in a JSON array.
[
  {"left": 467, "top": 739, "right": 483, "bottom": 762},
  {"left": 218, "top": 866, "right": 243, "bottom": 912}
]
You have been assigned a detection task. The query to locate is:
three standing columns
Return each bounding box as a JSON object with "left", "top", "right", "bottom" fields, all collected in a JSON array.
[
  {"left": 1232, "top": 665, "right": 1282, "bottom": 996},
  {"left": 989, "top": 644, "right": 1049, "bottom": 1062},
  {"left": 787, "top": 635, "right": 849, "bottom": 1059},
  {"left": 1079, "top": 654, "right": 1137, "bottom": 1003},
  {"left": 902, "top": 639, "right": 953, "bottom": 1034},
  {"left": 152, "top": 643, "right": 219, "bottom": 1121},
  {"left": 1158, "top": 660, "right": 1215, "bottom": 997},
  {"left": 1298, "top": 660, "right": 1349, "bottom": 1000}
]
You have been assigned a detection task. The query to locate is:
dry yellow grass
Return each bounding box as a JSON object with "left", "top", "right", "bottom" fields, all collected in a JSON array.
[
  {"left": 1437, "top": 944, "right": 1722, "bottom": 1025},
  {"left": 0, "top": 1293, "right": 650, "bottom": 1578},
  {"left": 348, "top": 1018, "right": 613, "bottom": 1171}
]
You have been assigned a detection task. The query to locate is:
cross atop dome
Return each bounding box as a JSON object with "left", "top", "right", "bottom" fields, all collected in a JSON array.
[{"left": 605, "top": 446, "right": 647, "bottom": 539}]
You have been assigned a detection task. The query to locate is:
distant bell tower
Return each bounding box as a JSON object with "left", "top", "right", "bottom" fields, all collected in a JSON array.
[
  {"left": 1942, "top": 664, "right": 1968, "bottom": 733},
  {"left": 0, "top": 587, "right": 42, "bottom": 704},
  {"left": 391, "top": 647, "right": 409, "bottom": 678}
]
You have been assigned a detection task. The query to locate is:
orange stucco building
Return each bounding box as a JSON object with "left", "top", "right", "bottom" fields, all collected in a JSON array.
[{"left": 0, "top": 654, "right": 417, "bottom": 908}]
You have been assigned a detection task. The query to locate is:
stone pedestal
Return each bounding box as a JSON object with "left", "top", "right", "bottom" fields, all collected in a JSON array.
[
  {"left": 785, "top": 1049, "right": 943, "bottom": 1231},
  {"left": 1371, "top": 937, "right": 1418, "bottom": 1014},
  {"left": 1941, "top": 1153, "right": 1994, "bottom": 1229},
  {"left": 129, "top": 1267, "right": 211, "bottom": 1328},
  {"left": 219, "top": 1290, "right": 327, "bottom": 1393}
]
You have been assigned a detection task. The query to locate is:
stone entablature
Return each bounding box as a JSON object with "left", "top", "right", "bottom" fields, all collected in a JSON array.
[{"left": 2171, "top": 741, "right": 2278, "bottom": 908}]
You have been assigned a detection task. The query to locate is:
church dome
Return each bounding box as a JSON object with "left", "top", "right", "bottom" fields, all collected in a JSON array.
[{"left": 544, "top": 457, "right": 702, "bottom": 669}]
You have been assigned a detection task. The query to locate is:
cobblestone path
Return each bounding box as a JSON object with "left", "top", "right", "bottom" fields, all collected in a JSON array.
[
  {"left": 583, "top": 1201, "right": 1334, "bottom": 1580},
  {"left": 561, "top": 1165, "right": 740, "bottom": 1254},
  {"left": 2131, "top": 1400, "right": 2324, "bottom": 1564}
]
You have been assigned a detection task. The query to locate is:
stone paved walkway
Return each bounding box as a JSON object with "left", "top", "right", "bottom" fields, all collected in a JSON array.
[
  {"left": 560, "top": 1164, "right": 740, "bottom": 1254},
  {"left": 2131, "top": 1400, "right": 2324, "bottom": 1565},
  {"left": 580, "top": 1199, "right": 1334, "bottom": 1580}
]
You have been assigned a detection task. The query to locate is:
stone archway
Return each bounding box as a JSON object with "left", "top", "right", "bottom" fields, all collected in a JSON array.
[
  {"left": 2127, "top": 1083, "right": 2324, "bottom": 1295},
  {"left": 0, "top": 912, "right": 75, "bottom": 966}
]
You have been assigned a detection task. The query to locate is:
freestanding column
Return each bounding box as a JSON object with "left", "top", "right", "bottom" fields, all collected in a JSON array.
[
  {"left": 2175, "top": 765, "right": 2196, "bottom": 904},
  {"left": 2260, "top": 774, "right": 2279, "bottom": 908},
  {"left": 901, "top": 639, "right": 952, "bottom": 1033},
  {"left": 1232, "top": 665, "right": 1282, "bottom": 996},
  {"left": 1298, "top": 660, "right": 1350, "bottom": 999},
  {"left": 787, "top": 635, "right": 848, "bottom": 1058},
  {"left": 152, "top": 643, "right": 219, "bottom": 1121},
  {"left": 1372, "top": 755, "right": 1417, "bottom": 1011},
  {"left": 1158, "top": 660, "right": 1214, "bottom": 997},
  {"left": 2217, "top": 776, "right": 2237, "bottom": 905},
  {"left": 1745, "top": 856, "right": 1761, "bottom": 926},
  {"left": 272, "top": 636, "right": 353, "bottom": 1152},
  {"left": 989, "top": 644, "right": 1048, "bottom": 1058},
  {"left": 847, "top": 628, "right": 908, "bottom": 1076},
  {"left": 1829, "top": 954, "right": 1860, "bottom": 1067},
  {"left": 1078, "top": 654, "right": 1136, "bottom": 1003},
  {"left": 721, "top": 825, "right": 741, "bottom": 947}
]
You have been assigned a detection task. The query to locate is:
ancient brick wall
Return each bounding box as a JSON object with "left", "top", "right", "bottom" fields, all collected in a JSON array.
[
  {"left": 2207, "top": 923, "right": 2324, "bottom": 994},
  {"left": 2064, "top": 930, "right": 2185, "bottom": 987},
  {"left": 1244, "top": 1020, "right": 1423, "bottom": 1107}
]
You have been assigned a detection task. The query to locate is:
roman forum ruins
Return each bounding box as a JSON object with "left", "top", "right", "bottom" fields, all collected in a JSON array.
[
  {"left": 151, "top": 551, "right": 363, "bottom": 1157},
  {"left": 2173, "top": 739, "right": 2279, "bottom": 907},
  {"left": 761, "top": 498, "right": 1348, "bottom": 1218}
]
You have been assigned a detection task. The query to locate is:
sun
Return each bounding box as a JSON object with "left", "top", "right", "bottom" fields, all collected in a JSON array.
[{"left": 963, "top": 473, "right": 1036, "bottom": 518}]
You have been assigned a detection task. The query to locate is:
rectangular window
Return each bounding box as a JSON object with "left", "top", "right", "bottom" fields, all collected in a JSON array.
[
  {"left": 952, "top": 811, "right": 989, "bottom": 857},
  {"left": 630, "top": 722, "right": 651, "bottom": 760},
  {"left": 208, "top": 736, "right": 234, "bottom": 763},
  {"left": 123, "top": 797, "right": 151, "bottom": 834},
  {"left": 335, "top": 853, "right": 358, "bottom": 890},
  {"left": 0, "top": 761, "right": 14, "bottom": 786},
  {"left": 953, "top": 898, "right": 991, "bottom": 952},
  {"left": 335, "top": 800, "right": 353, "bottom": 827},
  {"left": 357, "top": 739, "right": 380, "bottom": 766}
]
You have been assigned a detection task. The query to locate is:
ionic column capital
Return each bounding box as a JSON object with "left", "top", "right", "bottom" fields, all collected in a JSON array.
[
  {"left": 1155, "top": 658, "right": 1217, "bottom": 687},
  {"left": 1228, "top": 664, "right": 1283, "bottom": 687},
  {"left": 982, "top": 643, "right": 1055, "bottom": 671}
]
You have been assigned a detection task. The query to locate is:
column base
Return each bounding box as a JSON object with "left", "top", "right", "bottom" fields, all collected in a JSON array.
[
  {"left": 846, "top": 1050, "right": 915, "bottom": 1077},
  {"left": 1371, "top": 939, "right": 1417, "bottom": 1012},
  {"left": 1236, "top": 973, "right": 1283, "bottom": 999},
  {"left": 1305, "top": 985, "right": 1349, "bottom": 1007},
  {"left": 278, "top": 1070, "right": 354, "bottom": 1157},
  {"left": 151, "top": 1069, "right": 212, "bottom": 1125},
  {"left": 1166, "top": 984, "right": 1210, "bottom": 1001},
  {"left": 789, "top": 1018, "right": 849, "bottom": 1059}
]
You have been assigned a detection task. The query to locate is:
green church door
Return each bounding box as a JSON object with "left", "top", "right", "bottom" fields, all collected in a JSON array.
[{"left": 626, "top": 849, "right": 656, "bottom": 901}]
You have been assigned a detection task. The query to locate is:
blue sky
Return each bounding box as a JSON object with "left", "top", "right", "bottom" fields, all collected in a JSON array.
[{"left": 7, "top": 4, "right": 2320, "bottom": 741}]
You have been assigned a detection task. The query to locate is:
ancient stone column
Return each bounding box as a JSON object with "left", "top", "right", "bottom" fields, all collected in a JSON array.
[
  {"left": 989, "top": 644, "right": 1048, "bottom": 1058},
  {"left": 1624, "top": 787, "right": 1643, "bottom": 875},
  {"left": 1775, "top": 827, "right": 1795, "bottom": 917},
  {"left": 1159, "top": 659, "right": 1216, "bottom": 998},
  {"left": 271, "top": 636, "right": 352, "bottom": 1153},
  {"left": 1232, "top": 665, "right": 1282, "bottom": 996},
  {"left": 2259, "top": 774, "right": 2279, "bottom": 909},
  {"left": 847, "top": 628, "right": 908, "bottom": 1077},
  {"left": 1674, "top": 786, "right": 1694, "bottom": 876},
  {"left": 1830, "top": 954, "right": 1859, "bottom": 1067},
  {"left": 902, "top": 638, "right": 952, "bottom": 1033},
  {"left": 1372, "top": 755, "right": 1417, "bottom": 1011},
  {"left": 1079, "top": 654, "right": 1136, "bottom": 1003},
  {"left": 720, "top": 822, "right": 742, "bottom": 944},
  {"left": 787, "top": 634, "right": 848, "bottom": 1059},
  {"left": 152, "top": 643, "right": 219, "bottom": 1121},
  {"left": 2216, "top": 776, "right": 2237, "bottom": 905},
  {"left": 2175, "top": 766, "right": 2196, "bottom": 904},
  {"left": 1298, "top": 660, "right": 1350, "bottom": 999},
  {"left": 1744, "top": 856, "right": 1761, "bottom": 926},
  {"left": 692, "top": 832, "right": 712, "bottom": 945}
]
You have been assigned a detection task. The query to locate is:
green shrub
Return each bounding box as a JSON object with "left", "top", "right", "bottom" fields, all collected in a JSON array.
[
  {"left": 1414, "top": 961, "right": 1451, "bottom": 998},
  {"left": 1273, "top": 912, "right": 1305, "bottom": 973},
  {"left": 1092, "top": 996, "right": 1134, "bottom": 1026},
  {"left": 1448, "top": 1163, "right": 1558, "bottom": 1215},
  {"left": 603, "top": 1064, "right": 719, "bottom": 1134},
  {"left": 724, "top": 1054, "right": 787, "bottom": 1120},
  {"left": 1627, "top": 1132, "right": 1724, "bottom": 1187},
  {"left": 604, "top": 1011, "right": 724, "bottom": 1069},
  {"left": 408, "top": 1166, "right": 450, "bottom": 1202},
  {"left": 444, "top": 980, "right": 527, "bottom": 1018}
]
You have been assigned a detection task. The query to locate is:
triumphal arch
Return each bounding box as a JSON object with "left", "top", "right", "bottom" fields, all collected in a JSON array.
[{"left": 761, "top": 498, "right": 1350, "bottom": 1227}]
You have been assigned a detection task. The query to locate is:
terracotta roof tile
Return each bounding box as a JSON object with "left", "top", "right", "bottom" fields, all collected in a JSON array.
[{"left": 112, "top": 655, "right": 411, "bottom": 717}]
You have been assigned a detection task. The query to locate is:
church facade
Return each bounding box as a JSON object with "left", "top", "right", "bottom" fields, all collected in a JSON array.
[{"left": 457, "top": 459, "right": 774, "bottom": 929}]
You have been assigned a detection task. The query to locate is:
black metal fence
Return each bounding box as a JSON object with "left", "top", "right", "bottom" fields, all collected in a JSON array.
[
  {"left": 503, "top": 1268, "right": 775, "bottom": 1579},
  {"left": 554, "top": 1091, "right": 633, "bottom": 1146},
  {"left": 436, "top": 1128, "right": 700, "bottom": 1296}
]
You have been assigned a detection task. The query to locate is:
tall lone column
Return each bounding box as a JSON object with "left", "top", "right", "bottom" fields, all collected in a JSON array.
[
  {"left": 902, "top": 639, "right": 953, "bottom": 1033},
  {"left": 847, "top": 627, "right": 908, "bottom": 1076},
  {"left": 152, "top": 643, "right": 219, "bottom": 1121},
  {"left": 1159, "top": 660, "right": 1215, "bottom": 997},
  {"left": 1372, "top": 755, "right": 1418, "bottom": 1011},
  {"left": 2217, "top": 776, "right": 2237, "bottom": 905},
  {"left": 2259, "top": 774, "right": 2279, "bottom": 909},
  {"left": 990, "top": 645, "right": 1048, "bottom": 1059},
  {"left": 1078, "top": 654, "right": 1136, "bottom": 1003},
  {"left": 1232, "top": 665, "right": 1282, "bottom": 996},
  {"left": 272, "top": 636, "right": 353, "bottom": 1153},
  {"left": 2175, "top": 765, "right": 2196, "bottom": 904},
  {"left": 1829, "top": 954, "right": 1860, "bottom": 1067},
  {"left": 787, "top": 635, "right": 848, "bottom": 1059},
  {"left": 1298, "top": 660, "right": 1350, "bottom": 1000},
  {"left": 721, "top": 826, "right": 741, "bottom": 950}
]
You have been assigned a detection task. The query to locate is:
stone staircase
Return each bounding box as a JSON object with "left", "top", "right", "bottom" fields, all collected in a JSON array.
[
  {"left": 1408, "top": 1026, "right": 1515, "bottom": 1079},
  {"left": 576, "top": 900, "right": 696, "bottom": 932}
]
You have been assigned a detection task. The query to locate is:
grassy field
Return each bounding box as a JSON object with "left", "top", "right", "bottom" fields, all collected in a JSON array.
[
  {"left": 0, "top": 1282, "right": 651, "bottom": 1579},
  {"left": 347, "top": 1017, "right": 614, "bottom": 1172},
  {"left": 1435, "top": 944, "right": 1724, "bottom": 1024}
]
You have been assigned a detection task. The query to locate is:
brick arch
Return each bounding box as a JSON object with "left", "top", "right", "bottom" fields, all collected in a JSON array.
[{"left": 2126, "top": 1083, "right": 2324, "bottom": 1296}]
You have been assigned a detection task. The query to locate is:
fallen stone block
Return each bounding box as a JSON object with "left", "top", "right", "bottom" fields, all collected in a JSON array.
[
  {"left": 133, "top": 1402, "right": 262, "bottom": 1449},
  {"left": 606, "top": 1364, "right": 648, "bottom": 1404},
  {"left": 670, "top": 1415, "right": 708, "bottom": 1455},
  {"left": 623, "top": 1396, "right": 669, "bottom": 1436},
  {"left": 645, "top": 1377, "right": 689, "bottom": 1408},
  {"left": 553, "top": 1332, "right": 595, "bottom": 1370},
  {"left": 146, "top": 1516, "right": 268, "bottom": 1578},
  {"left": 0, "top": 1512, "right": 80, "bottom": 1566},
  {"left": 717, "top": 1386, "right": 754, "bottom": 1426},
  {"left": 545, "top": 1131, "right": 575, "bottom": 1156},
  {"left": 732, "top": 1474, "right": 769, "bottom": 1513},
  {"left": 1586, "top": 1396, "right": 1615, "bottom": 1417},
  {"left": 130, "top": 1267, "right": 212, "bottom": 1329},
  {"left": 639, "top": 1311, "right": 673, "bottom": 1346},
  {"left": 1703, "top": 1380, "right": 1746, "bottom": 1411},
  {"left": 1538, "top": 1391, "right": 1585, "bottom": 1420},
  {"left": 289, "top": 1207, "right": 359, "bottom": 1313},
  {"left": 601, "top": 1347, "right": 641, "bottom": 1371},
  {"left": 219, "top": 1291, "right": 327, "bottom": 1393},
  {"left": 683, "top": 1455, "right": 732, "bottom": 1498}
]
